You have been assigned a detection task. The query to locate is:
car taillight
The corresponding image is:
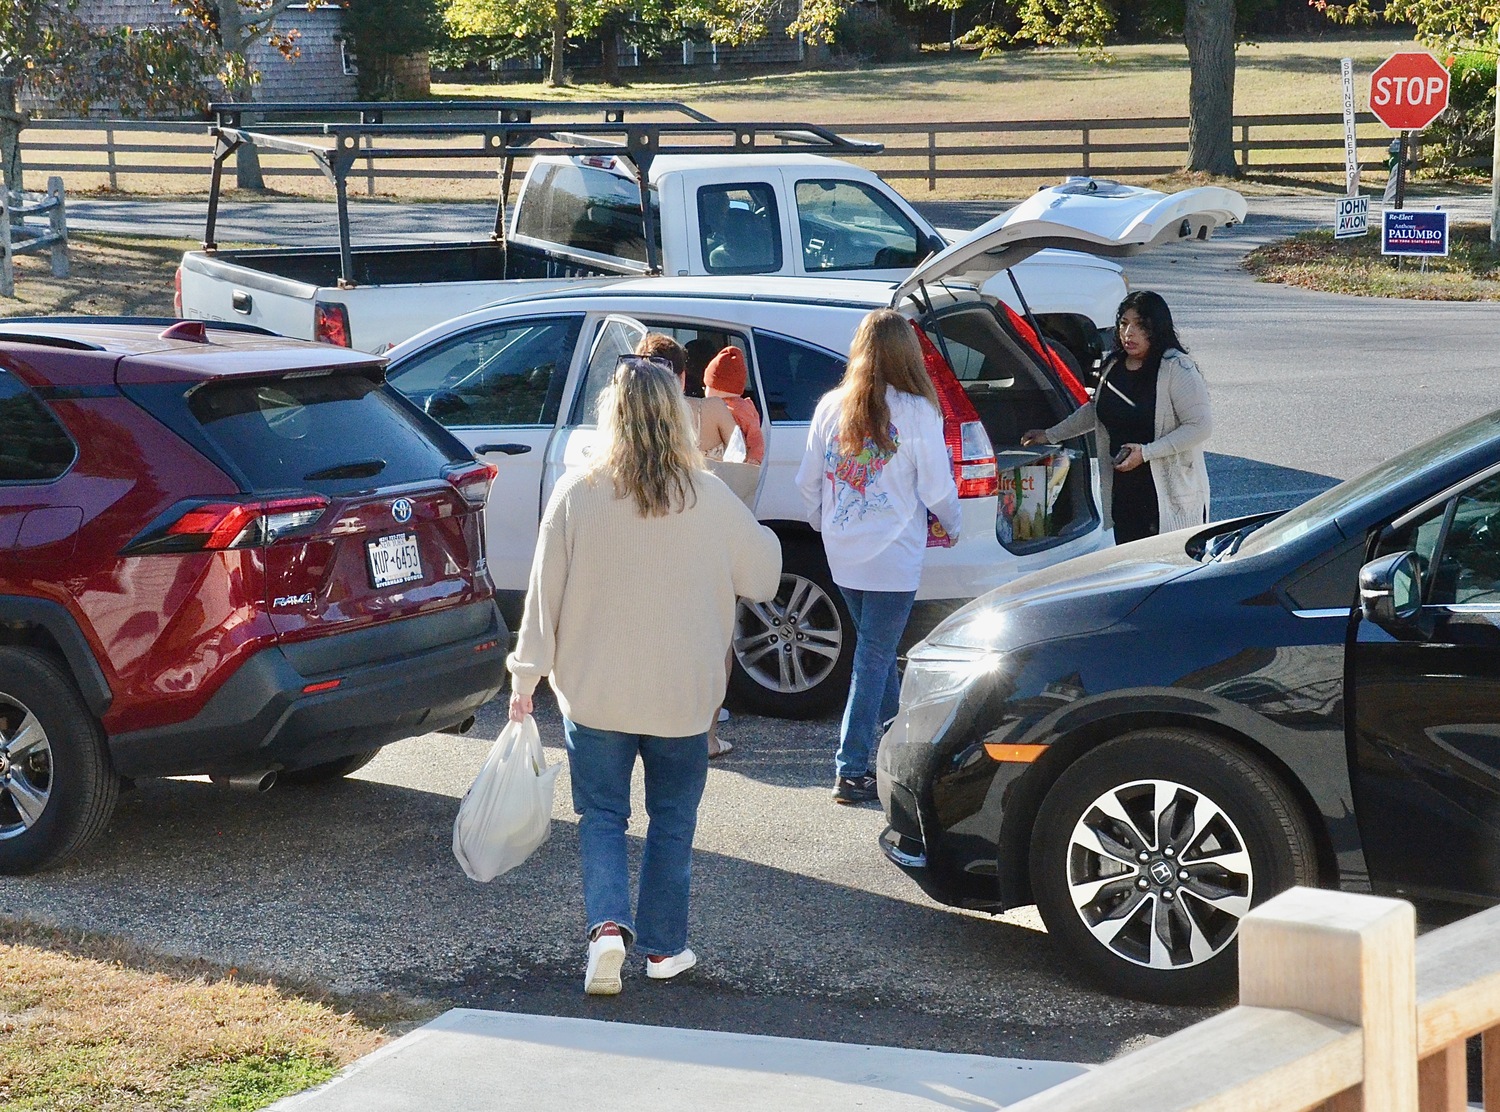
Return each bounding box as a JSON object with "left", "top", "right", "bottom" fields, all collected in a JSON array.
[
  {"left": 1000, "top": 304, "right": 1088, "bottom": 405},
  {"left": 314, "top": 301, "right": 352, "bottom": 348},
  {"left": 173, "top": 267, "right": 183, "bottom": 317},
  {"left": 444, "top": 460, "right": 497, "bottom": 507},
  {"left": 912, "top": 324, "right": 998, "bottom": 499},
  {"left": 124, "top": 496, "right": 329, "bottom": 554}
]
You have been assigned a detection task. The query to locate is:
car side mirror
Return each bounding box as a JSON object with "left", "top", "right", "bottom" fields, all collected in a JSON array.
[{"left": 1359, "top": 551, "right": 1423, "bottom": 630}]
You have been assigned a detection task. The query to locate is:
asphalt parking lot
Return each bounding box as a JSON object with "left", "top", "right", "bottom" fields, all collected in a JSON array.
[
  {"left": 0, "top": 685, "right": 1210, "bottom": 1064},
  {"left": 8, "top": 193, "right": 1498, "bottom": 1067}
]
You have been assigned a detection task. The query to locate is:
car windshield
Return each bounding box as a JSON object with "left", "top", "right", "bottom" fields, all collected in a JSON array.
[{"left": 1235, "top": 410, "right": 1500, "bottom": 557}]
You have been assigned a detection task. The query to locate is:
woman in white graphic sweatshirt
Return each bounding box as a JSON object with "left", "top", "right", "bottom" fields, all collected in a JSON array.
[{"left": 794, "top": 309, "right": 961, "bottom": 805}]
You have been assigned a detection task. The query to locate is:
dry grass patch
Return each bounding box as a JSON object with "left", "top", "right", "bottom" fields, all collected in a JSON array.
[
  {"left": 0, "top": 233, "right": 184, "bottom": 318},
  {"left": 0, "top": 919, "right": 434, "bottom": 1111},
  {"left": 435, "top": 36, "right": 1423, "bottom": 124},
  {"left": 1242, "top": 222, "right": 1500, "bottom": 300}
]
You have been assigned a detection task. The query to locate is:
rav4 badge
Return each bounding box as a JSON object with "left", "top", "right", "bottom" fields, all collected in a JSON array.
[{"left": 273, "top": 593, "right": 314, "bottom": 608}]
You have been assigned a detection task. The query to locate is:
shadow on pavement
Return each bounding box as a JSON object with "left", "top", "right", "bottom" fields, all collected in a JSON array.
[{"left": 1207, "top": 451, "right": 1340, "bottom": 518}]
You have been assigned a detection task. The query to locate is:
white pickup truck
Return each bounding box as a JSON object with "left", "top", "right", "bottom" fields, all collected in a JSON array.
[{"left": 176, "top": 103, "right": 1124, "bottom": 368}]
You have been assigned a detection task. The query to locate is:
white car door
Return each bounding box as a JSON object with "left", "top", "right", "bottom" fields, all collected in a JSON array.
[
  {"left": 384, "top": 314, "right": 587, "bottom": 594},
  {"left": 543, "top": 313, "right": 650, "bottom": 507}
]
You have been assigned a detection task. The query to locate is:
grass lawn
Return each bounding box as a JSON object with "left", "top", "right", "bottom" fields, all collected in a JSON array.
[
  {"left": 1243, "top": 222, "right": 1500, "bottom": 300},
  {"left": 435, "top": 35, "right": 1425, "bottom": 124},
  {"left": 0, "top": 920, "right": 430, "bottom": 1111}
]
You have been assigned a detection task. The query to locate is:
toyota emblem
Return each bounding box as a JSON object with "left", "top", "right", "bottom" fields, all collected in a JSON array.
[{"left": 392, "top": 498, "right": 413, "bottom": 524}]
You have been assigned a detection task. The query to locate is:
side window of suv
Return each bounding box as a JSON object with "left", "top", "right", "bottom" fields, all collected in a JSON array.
[
  {"left": 386, "top": 316, "right": 583, "bottom": 428},
  {"left": 0, "top": 368, "right": 76, "bottom": 482},
  {"left": 752, "top": 331, "right": 846, "bottom": 423}
]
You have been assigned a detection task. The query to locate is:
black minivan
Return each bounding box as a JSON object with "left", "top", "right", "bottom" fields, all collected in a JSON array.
[{"left": 878, "top": 408, "right": 1500, "bottom": 1001}]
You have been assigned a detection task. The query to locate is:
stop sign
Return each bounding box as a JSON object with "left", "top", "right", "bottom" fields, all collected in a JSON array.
[{"left": 1369, "top": 52, "right": 1451, "bottom": 131}]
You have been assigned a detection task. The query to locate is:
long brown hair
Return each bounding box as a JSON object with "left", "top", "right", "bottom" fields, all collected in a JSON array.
[
  {"left": 590, "top": 357, "right": 703, "bottom": 517},
  {"left": 835, "top": 309, "right": 938, "bottom": 455}
]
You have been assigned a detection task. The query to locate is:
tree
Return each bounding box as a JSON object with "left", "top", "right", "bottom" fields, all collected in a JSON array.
[
  {"left": 447, "top": 0, "right": 698, "bottom": 86},
  {"left": 344, "top": 0, "right": 445, "bottom": 99},
  {"left": 0, "top": 1, "right": 320, "bottom": 193},
  {"left": 0, "top": 1, "right": 218, "bottom": 192},
  {"left": 1311, "top": 0, "right": 1497, "bottom": 55},
  {"left": 911, "top": 0, "right": 1254, "bottom": 176}
]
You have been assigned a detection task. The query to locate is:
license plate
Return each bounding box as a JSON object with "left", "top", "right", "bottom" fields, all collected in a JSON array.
[{"left": 366, "top": 533, "right": 422, "bottom": 589}]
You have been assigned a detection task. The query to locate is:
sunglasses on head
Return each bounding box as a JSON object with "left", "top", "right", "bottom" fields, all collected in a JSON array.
[{"left": 615, "top": 354, "right": 676, "bottom": 376}]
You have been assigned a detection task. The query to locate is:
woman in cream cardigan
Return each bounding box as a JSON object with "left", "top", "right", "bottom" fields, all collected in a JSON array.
[
  {"left": 1024, "top": 291, "right": 1212, "bottom": 542},
  {"left": 507, "top": 355, "right": 781, "bottom": 996}
]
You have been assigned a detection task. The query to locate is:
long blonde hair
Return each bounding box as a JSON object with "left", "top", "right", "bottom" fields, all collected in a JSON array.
[
  {"left": 590, "top": 357, "right": 703, "bottom": 517},
  {"left": 836, "top": 309, "right": 938, "bottom": 455}
]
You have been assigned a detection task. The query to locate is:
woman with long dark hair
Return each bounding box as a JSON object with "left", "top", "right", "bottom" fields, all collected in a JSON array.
[
  {"left": 795, "top": 309, "right": 961, "bottom": 805},
  {"left": 507, "top": 355, "right": 781, "bottom": 995},
  {"left": 1024, "top": 290, "right": 1212, "bottom": 543}
]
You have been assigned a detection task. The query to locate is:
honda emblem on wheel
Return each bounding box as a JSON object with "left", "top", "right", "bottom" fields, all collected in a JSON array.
[{"left": 392, "top": 498, "right": 413, "bottom": 523}]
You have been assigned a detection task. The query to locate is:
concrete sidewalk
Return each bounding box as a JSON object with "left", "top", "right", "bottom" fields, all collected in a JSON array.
[{"left": 270, "top": 1009, "right": 1088, "bottom": 1111}]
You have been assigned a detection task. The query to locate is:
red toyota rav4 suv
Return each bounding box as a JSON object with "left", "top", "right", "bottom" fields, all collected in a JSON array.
[{"left": 0, "top": 319, "right": 506, "bottom": 873}]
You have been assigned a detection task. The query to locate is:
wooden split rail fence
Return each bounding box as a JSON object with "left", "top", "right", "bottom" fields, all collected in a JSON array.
[
  {"left": 1, "top": 176, "right": 68, "bottom": 297},
  {"left": 1006, "top": 886, "right": 1500, "bottom": 1112},
  {"left": 16, "top": 112, "right": 1400, "bottom": 195}
]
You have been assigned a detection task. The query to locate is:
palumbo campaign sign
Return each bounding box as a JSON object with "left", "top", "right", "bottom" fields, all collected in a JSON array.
[{"left": 1382, "top": 210, "right": 1448, "bottom": 256}]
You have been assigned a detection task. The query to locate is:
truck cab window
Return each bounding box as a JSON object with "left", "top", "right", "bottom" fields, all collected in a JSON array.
[
  {"left": 386, "top": 316, "right": 583, "bottom": 428},
  {"left": 514, "top": 163, "right": 659, "bottom": 264},
  {"left": 698, "top": 184, "right": 782, "bottom": 275},
  {"left": 795, "top": 180, "right": 921, "bottom": 273}
]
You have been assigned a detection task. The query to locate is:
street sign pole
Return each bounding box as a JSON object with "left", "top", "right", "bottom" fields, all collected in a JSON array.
[
  {"left": 1395, "top": 130, "right": 1408, "bottom": 211},
  {"left": 1341, "top": 58, "right": 1359, "bottom": 197},
  {"left": 1492, "top": 25, "right": 1500, "bottom": 249}
]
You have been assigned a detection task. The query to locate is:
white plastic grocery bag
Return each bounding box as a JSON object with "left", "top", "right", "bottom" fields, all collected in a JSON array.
[{"left": 452, "top": 714, "right": 561, "bottom": 882}]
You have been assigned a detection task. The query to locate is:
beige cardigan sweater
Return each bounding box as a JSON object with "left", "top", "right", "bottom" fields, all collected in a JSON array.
[
  {"left": 1045, "top": 349, "right": 1213, "bottom": 533},
  {"left": 506, "top": 468, "right": 782, "bottom": 737}
]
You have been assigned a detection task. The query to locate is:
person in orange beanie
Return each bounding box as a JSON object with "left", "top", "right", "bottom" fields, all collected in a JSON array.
[{"left": 703, "top": 347, "right": 765, "bottom": 464}]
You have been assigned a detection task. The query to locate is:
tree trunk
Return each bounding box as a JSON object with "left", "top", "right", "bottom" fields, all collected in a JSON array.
[
  {"left": 549, "top": 0, "right": 569, "bottom": 87},
  {"left": 1183, "top": 0, "right": 1239, "bottom": 176},
  {"left": 216, "top": 1, "right": 266, "bottom": 190},
  {"left": 0, "top": 78, "right": 24, "bottom": 200},
  {"left": 601, "top": 27, "right": 622, "bottom": 87}
]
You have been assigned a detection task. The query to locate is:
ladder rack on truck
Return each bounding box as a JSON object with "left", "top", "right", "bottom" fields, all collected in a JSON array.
[{"left": 204, "top": 100, "right": 883, "bottom": 286}]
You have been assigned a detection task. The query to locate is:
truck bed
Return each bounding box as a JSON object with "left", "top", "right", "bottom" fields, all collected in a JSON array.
[
  {"left": 203, "top": 240, "right": 634, "bottom": 288},
  {"left": 179, "top": 240, "right": 640, "bottom": 352}
]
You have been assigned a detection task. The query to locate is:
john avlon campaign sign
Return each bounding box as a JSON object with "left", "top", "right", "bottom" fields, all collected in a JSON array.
[
  {"left": 1335, "top": 196, "right": 1369, "bottom": 239},
  {"left": 1382, "top": 209, "right": 1448, "bottom": 256}
]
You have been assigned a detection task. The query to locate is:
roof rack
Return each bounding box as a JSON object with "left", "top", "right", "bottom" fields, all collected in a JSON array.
[{"left": 202, "top": 100, "right": 883, "bottom": 284}]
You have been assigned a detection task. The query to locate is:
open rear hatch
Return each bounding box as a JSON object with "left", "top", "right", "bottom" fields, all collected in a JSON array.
[
  {"left": 892, "top": 180, "right": 1247, "bottom": 306},
  {"left": 892, "top": 181, "right": 1246, "bottom": 553}
]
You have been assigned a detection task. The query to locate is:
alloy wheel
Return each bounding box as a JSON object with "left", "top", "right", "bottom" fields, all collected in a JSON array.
[
  {"left": 1065, "top": 778, "right": 1254, "bottom": 971},
  {"left": 733, "top": 572, "right": 843, "bottom": 694},
  {"left": 0, "top": 694, "right": 53, "bottom": 840}
]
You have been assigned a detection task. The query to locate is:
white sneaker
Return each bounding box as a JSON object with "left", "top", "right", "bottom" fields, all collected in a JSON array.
[
  {"left": 646, "top": 948, "right": 697, "bottom": 980},
  {"left": 585, "top": 929, "right": 627, "bottom": 995},
  {"left": 717, "top": 707, "right": 730, "bottom": 723}
]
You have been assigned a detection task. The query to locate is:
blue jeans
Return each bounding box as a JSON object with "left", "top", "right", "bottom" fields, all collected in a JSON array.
[
  {"left": 836, "top": 587, "right": 917, "bottom": 779},
  {"left": 563, "top": 718, "right": 709, "bottom": 957}
]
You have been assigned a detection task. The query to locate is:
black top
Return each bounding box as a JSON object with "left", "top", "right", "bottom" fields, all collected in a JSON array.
[{"left": 1096, "top": 354, "right": 1160, "bottom": 450}]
